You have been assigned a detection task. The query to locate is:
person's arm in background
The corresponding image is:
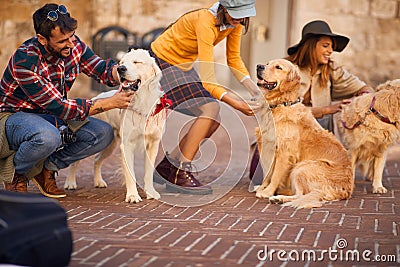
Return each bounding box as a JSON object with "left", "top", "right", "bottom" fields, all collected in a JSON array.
[
  {"left": 311, "top": 99, "right": 351, "bottom": 118},
  {"left": 354, "top": 85, "right": 374, "bottom": 96},
  {"left": 311, "top": 61, "right": 375, "bottom": 118},
  {"left": 331, "top": 61, "right": 375, "bottom": 99}
]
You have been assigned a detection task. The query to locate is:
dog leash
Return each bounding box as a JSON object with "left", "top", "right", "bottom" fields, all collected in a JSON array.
[{"left": 341, "top": 96, "right": 396, "bottom": 130}]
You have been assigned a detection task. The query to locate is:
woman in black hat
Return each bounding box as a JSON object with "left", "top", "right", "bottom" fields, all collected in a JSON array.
[
  {"left": 249, "top": 20, "right": 374, "bottom": 184},
  {"left": 286, "top": 20, "right": 374, "bottom": 131}
]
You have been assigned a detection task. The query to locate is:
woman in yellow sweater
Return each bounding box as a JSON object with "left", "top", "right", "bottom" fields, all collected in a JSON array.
[{"left": 151, "top": 0, "right": 259, "bottom": 194}]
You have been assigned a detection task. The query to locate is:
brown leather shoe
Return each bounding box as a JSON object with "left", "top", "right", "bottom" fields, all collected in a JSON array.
[
  {"left": 32, "top": 168, "right": 66, "bottom": 198},
  {"left": 166, "top": 161, "right": 212, "bottom": 195},
  {"left": 154, "top": 153, "right": 176, "bottom": 184},
  {"left": 3, "top": 173, "right": 28, "bottom": 193}
]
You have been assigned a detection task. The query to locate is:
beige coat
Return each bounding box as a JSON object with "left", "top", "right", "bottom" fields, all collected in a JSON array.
[
  {"left": 0, "top": 112, "right": 44, "bottom": 183},
  {"left": 298, "top": 61, "right": 366, "bottom": 107},
  {"left": 0, "top": 112, "right": 15, "bottom": 183}
]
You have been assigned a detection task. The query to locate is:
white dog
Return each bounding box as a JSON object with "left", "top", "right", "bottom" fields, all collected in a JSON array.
[{"left": 64, "top": 49, "right": 169, "bottom": 203}]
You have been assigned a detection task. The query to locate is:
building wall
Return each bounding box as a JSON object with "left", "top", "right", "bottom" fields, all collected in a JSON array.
[
  {"left": 0, "top": 0, "right": 216, "bottom": 97},
  {"left": 241, "top": 0, "right": 291, "bottom": 80},
  {"left": 0, "top": 0, "right": 399, "bottom": 97}
]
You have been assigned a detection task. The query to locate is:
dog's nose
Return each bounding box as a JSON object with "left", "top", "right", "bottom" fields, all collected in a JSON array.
[
  {"left": 117, "top": 65, "right": 127, "bottom": 74},
  {"left": 256, "top": 64, "right": 265, "bottom": 79},
  {"left": 256, "top": 64, "right": 265, "bottom": 71}
]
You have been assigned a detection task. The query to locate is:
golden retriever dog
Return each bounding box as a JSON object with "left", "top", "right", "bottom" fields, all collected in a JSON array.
[
  {"left": 65, "top": 49, "right": 168, "bottom": 203},
  {"left": 336, "top": 79, "right": 400, "bottom": 194},
  {"left": 254, "top": 59, "right": 354, "bottom": 208}
]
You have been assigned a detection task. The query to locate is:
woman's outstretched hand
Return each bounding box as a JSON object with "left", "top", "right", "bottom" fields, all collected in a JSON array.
[{"left": 220, "top": 91, "right": 261, "bottom": 116}]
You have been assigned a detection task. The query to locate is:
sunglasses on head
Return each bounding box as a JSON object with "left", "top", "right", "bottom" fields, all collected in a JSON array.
[{"left": 47, "top": 5, "right": 67, "bottom": 21}]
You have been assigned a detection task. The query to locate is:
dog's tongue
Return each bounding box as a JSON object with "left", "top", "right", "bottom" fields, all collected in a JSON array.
[
  {"left": 122, "top": 80, "right": 131, "bottom": 87},
  {"left": 257, "top": 80, "right": 277, "bottom": 90},
  {"left": 265, "top": 82, "right": 277, "bottom": 90},
  {"left": 121, "top": 79, "right": 140, "bottom": 91}
]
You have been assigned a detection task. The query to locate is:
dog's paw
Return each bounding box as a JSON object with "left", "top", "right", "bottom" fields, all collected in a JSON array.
[
  {"left": 269, "top": 196, "right": 284, "bottom": 204},
  {"left": 145, "top": 187, "right": 161, "bottom": 200},
  {"left": 94, "top": 179, "right": 107, "bottom": 188},
  {"left": 125, "top": 194, "right": 142, "bottom": 203},
  {"left": 64, "top": 180, "right": 77, "bottom": 190},
  {"left": 373, "top": 186, "right": 387, "bottom": 194},
  {"left": 255, "top": 189, "right": 273, "bottom": 199}
]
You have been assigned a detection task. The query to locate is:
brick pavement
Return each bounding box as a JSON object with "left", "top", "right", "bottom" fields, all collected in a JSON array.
[
  {"left": 2, "top": 107, "right": 399, "bottom": 267},
  {"left": 13, "top": 145, "right": 397, "bottom": 267}
]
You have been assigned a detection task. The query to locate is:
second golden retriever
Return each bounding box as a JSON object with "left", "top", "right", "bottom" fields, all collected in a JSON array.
[
  {"left": 254, "top": 59, "right": 354, "bottom": 208},
  {"left": 336, "top": 79, "right": 400, "bottom": 194}
]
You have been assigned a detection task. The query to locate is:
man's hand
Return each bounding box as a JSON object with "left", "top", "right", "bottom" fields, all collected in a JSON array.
[{"left": 88, "top": 90, "right": 135, "bottom": 116}]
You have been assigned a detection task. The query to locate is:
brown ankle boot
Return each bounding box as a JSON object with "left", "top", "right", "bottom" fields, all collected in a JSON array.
[
  {"left": 33, "top": 168, "right": 66, "bottom": 198},
  {"left": 154, "top": 153, "right": 177, "bottom": 184},
  {"left": 166, "top": 161, "right": 212, "bottom": 195},
  {"left": 3, "top": 173, "right": 28, "bottom": 193}
]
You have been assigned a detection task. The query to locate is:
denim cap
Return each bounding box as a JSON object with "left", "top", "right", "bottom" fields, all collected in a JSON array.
[
  {"left": 287, "top": 20, "right": 350, "bottom": 55},
  {"left": 220, "top": 0, "right": 256, "bottom": 19}
]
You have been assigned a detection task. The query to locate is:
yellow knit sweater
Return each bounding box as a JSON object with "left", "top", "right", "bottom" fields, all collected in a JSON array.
[{"left": 151, "top": 8, "right": 250, "bottom": 99}]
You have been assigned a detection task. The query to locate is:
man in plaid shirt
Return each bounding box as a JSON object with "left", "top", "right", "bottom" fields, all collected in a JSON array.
[{"left": 0, "top": 3, "right": 134, "bottom": 198}]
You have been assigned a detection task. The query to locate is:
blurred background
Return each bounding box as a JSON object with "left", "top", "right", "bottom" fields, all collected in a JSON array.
[{"left": 0, "top": 0, "right": 399, "bottom": 98}]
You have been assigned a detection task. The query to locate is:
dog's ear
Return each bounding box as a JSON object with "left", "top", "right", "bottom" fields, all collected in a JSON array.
[
  {"left": 147, "top": 59, "right": 162, "bottom": 90},
  {"left": 152, "top": 60, "right": 161, "bottom": 76},
  {"left": 152, "top": 59, "right": 162, "bottom": 81},
  {"left": 376, "top": 79, "right": 400, "bottom": 92},
  {"left": 280, "top": 64, "right": 300, "bottom": 92}
]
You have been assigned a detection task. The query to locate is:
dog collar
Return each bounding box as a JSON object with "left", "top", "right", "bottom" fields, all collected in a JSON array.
[
  {"left": 268, "top": 97, "right": 302, "bottom": 109},
  {"left": 369, "top": 97, "right": 394, "bottom": 125},
  {"left": 341, "top": 96, "right": 396, "bottom": 130}
]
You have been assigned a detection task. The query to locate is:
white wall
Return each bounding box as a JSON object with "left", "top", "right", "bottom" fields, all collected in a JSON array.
[{"left": 242, "top": 0, "right": 290, "bottom": 81}]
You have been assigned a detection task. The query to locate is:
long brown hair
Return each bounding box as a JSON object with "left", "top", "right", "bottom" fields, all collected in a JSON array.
[
  {"left": 215, "top": 5, "right": 250, "bottom": 34},
  {"left": 286, "top": 36, "right": 335, "bottom": 87}
]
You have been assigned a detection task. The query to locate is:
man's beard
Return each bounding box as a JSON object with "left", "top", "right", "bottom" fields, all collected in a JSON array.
[{"left": 46, "top": 44, "right": 70, "bottom": 58}]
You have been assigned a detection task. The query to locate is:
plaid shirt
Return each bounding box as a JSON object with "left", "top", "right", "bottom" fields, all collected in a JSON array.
[{"left": 0, "top": 35, "right": 118, "bottom": 120}]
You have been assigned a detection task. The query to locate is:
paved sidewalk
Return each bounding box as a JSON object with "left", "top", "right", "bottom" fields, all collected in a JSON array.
[
  {"left": 2, "top": 107, "right": 399, "bottom": 266},
  {"left": 17, "top": 145, "right": 398, "bottom": 267}
]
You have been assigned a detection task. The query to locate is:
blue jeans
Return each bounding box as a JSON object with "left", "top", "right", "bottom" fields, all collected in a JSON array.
[{"left": 5, "top": 112, "right": 114, "bottom": 175}]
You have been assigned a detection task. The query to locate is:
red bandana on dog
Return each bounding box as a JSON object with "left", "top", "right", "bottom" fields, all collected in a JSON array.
[{"left": 152, "top": 94, "right": 172, "bottom": 116}]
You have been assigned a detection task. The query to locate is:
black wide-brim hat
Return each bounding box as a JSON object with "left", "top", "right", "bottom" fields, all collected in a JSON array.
[{"left": 287, "top": 20, "right": 350, "bottom": 55}]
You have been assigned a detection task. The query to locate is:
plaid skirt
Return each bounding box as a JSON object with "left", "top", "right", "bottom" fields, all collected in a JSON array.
[{"left": 149, "top": 49, "right": 216, "bottom": 115}]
